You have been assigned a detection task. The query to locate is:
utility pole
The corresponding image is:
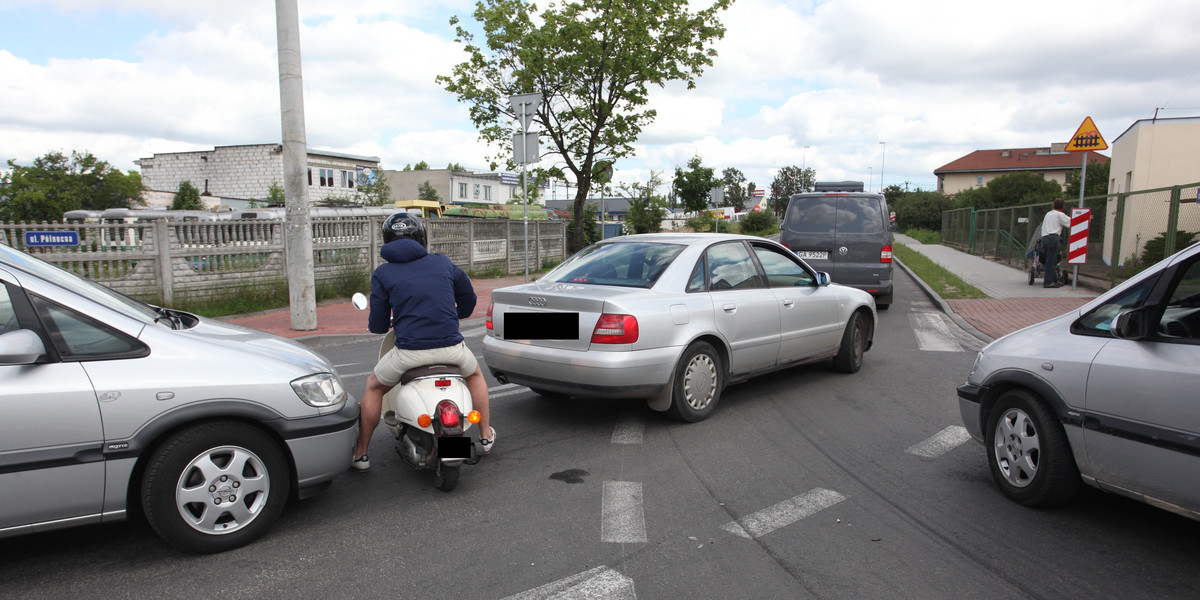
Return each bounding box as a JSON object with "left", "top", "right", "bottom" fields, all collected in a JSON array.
[{"left": 276, "top": 0, "right": 316, "bottom": 330}]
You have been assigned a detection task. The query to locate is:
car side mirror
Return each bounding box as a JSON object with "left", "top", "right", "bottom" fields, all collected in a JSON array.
[
  {"left": 0, "top": 329, "right": 47, "bottom": 365},
  {"left": 816, "top": 272, "right": 831, "bottom": 286},
  {"left": 1110, "top": 308, "right": 1150, "bottom": 340},
  {"left": 351, "top": 292, "right": 369, "bottom": 311}
]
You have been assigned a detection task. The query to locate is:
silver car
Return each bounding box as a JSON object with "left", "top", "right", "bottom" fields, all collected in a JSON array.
[
  {"left": 0, "top": 242, "right": 358, "bottom": 552},
  {"left": 958, "top": 241, "right": 1200, "bottom": 521},
  {"left": 483, "top": 233, "right": 877, "bottom": 422}
]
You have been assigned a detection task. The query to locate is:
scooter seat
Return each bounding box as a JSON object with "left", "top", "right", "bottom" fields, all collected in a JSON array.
[{"left": 400, "top": 363, "right": 463, "bottom": 385}]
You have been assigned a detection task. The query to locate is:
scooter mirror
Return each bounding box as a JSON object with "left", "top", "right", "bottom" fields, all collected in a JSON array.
[{"left": 351, "top": 292, "right": 369, "bottom": 311}]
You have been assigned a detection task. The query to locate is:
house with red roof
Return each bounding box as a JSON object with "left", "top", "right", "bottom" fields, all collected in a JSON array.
[{"left": 934, "top": 143, "right": 1108, "bottom": 195}]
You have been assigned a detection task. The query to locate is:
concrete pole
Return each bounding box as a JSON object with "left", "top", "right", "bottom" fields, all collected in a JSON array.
[{"left": 275, "top": 0, "right": 316, "bottom": 330}]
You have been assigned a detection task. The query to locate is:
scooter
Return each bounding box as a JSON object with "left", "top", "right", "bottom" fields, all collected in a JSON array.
[{"left": 352, "top": 293, "right": 483, "bottom": 491}]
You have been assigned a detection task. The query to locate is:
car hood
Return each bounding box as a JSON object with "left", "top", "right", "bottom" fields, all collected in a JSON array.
[{"left": 153, "top": 316, "right": 335, "bottom": 376}]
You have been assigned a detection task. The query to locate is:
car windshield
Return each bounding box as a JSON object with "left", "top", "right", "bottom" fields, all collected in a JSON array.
[
  {"left": 0, "top": 244, "right": 160, "bottom": 323},
  {"left": 540, "top": 241, "right": 684, "bottom": 288}
]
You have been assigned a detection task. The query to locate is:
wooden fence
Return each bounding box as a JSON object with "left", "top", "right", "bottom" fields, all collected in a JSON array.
[{"left": 1, "top": 217, "right": 567, "bottom": 304}]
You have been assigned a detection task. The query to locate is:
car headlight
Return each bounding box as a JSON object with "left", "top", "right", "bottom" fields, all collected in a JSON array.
[{"left": 291, "top": 373, "right": 347, "bottom": 408}]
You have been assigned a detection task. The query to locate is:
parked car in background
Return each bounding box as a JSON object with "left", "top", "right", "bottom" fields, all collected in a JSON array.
[
  {"left": 779, "top": 182, "right": 894, "bottom": 309},
  {"left": 0, "top": 242, "right": 358, "bottom": 553},
  {"left": 483, "top": 233, "right": 877, "bottom": 422},
  {"left": 958, "top": 241, "right": 1200, "bottom": 521}
]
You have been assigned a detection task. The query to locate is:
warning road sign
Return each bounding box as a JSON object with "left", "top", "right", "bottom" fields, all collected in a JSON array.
[{"left": 1065, "top": 117, "right": 1107, "bottom": 152}]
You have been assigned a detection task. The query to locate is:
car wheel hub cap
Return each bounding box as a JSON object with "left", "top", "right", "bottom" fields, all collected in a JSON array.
[
  {"left": 684, "top": 355, "right": 716, "bottom": 410},
  {"left": 994, "top": 408, "right": 1039, "bottom": 487},
  {"left": 176, "top": 446, "right": 271, "bottom": 535}
]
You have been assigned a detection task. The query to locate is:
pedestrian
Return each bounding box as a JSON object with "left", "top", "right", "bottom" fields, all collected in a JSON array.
[
  {"left": 1039, "top": 198, "right": 1071, "bottom": 288},
  {"left": 352, "top": 212, "right": 494, "bottom": 471}
]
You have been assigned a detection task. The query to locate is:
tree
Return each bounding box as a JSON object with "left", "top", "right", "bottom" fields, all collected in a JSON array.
[
  {"left": 1064, "top": 158, "right": 1110, "bottom": 199},
  {"left": 437, "top": 0, "right": 732, "bottom": 251},
  {"left": 171, "top": 180, "right": 204, "bottom": 210},
  {"left": 674, "top": 155, "right": 719, "bottom": 214},
  {"left": 356, "top": 167, "right": 392, "bottom": 206},
  {"left": 447, "top": 163, "right": 467, "bottom": 172},
  {"left": 0, "top": 150, "right": 144, "bottom": 222},
  {"left": 722, "top": 167, "right": 748, "bottom": 211},
  {"left": 891, "top": 191, "right": 952, "bottom": 232},
  {"left": 413, "top": 161, "right": 431, "bottom": 171},
  {"left": 985, "top": 172, "right": 1061, "bottom": 207},
  {"left": 619, "top": 171, "right": 667, "bottom": 234},
  {"left": 418, "top": 181, "right": 442, "bottom": 203},
  {"left": 768, "top": 166, "right": 814, "bottom": 217},
  {"left": 268, "top": 181, "right": 286, "bottom": 206}
]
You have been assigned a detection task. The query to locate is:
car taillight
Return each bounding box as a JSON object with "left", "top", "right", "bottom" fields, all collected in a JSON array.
[
  {"left": 486, "top": 302, "right": 494, "bottom": 330},
  {"left": 881, "top": 245, "right": 893, "bottom": 263},
  {"left": 591, "top": 314, "right": 638, "bottom": 344},
  {"left": 437, "top": 400, "right": 461, "bottom": 428}
]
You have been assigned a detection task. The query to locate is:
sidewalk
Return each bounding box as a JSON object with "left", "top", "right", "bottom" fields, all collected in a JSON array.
[
  {"left": 893, "top": 233, "right": 1103, "bottom": 341},
  {"left": 222, "top": 237, "right": 1108, "bottom": 344}
]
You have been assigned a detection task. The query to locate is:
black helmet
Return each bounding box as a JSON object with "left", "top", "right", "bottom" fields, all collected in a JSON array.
[{"left": 381, "top": 212, "right": 426, "bottom": 246}]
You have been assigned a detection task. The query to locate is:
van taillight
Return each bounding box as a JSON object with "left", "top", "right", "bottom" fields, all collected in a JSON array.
[
  {"left": 591, "top": 314, "right": 639, "bottom": 344},
  {"left": 881, "top": 245, "right": 893, "bottom": 263}
]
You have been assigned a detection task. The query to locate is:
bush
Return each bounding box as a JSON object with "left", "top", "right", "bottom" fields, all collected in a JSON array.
[
  {"left": 1140, "top": 231, "right": 1200, "bottom": 265},
  {"left": 893, "top": 191, "right": 951, "bottom": 232},
  {"left": 739, "top": 210, "right": 777, "bottom": 236}
]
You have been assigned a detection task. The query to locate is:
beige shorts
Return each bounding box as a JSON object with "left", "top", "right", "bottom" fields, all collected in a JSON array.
[{"left": 373, "top": 341, "right": 478, "bottom": 388}]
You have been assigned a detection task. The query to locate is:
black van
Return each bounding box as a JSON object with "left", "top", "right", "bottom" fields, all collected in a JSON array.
[{"left": 780, "top": 184, "right": 894, "bottom": 309}]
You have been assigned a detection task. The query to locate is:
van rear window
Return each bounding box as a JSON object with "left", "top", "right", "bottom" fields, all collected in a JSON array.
[{"left": 837, "top": 198, "right": 885, "bottom": 233}]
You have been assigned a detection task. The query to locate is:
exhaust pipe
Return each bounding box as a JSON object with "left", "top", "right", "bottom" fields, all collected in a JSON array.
[{"left": 494, "top": 372, "right": 508, "bottom": 384}]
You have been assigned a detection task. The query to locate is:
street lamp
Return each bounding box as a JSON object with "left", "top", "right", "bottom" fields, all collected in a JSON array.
[
  {"left": 802, "top": 145, "right": 810, "bottom": 172},
  {"left": 879, "top": 141, "right": 886, "bottom": 193},
  {"left": 868, "top": 166, "right": 873, "bottom": 192}
]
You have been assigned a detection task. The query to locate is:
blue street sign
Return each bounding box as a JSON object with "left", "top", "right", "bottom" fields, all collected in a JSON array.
[{"left": 24, "top": 231, "right": 80, "bottom": 247}]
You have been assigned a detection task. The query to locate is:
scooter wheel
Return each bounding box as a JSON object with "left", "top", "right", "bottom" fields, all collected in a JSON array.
[{"left": 434, "top": 463, "right": 460, "bottom": 492}]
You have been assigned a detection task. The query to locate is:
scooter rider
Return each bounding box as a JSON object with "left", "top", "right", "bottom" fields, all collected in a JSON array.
[{"left": 352, "top": 212, "right": 494, "bottom": 471}]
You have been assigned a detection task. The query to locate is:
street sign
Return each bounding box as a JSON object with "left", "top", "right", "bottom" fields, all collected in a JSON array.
[
  {"left": 24, "top": 231, "right": 79, "bottom": 247},
  {"left": 1064, "top": 117, "right": 1107, "bottom": 152},
  {"left": 1068, "top": 208, "right": 1090, "bottom": 264},
  {"left": 751, "top": 189, "right": 765, "bottom": 197},
  {"left": 509, "top": 92, "right": 542, "bottom": 131}
]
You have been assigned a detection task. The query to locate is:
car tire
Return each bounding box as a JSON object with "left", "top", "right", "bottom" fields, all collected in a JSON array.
[
  {"left": 831, "top": 312, "right": 867, "bottom": 373},
  {"left": 666, "top": 341, "right": 723, "bottom": 423},
  {"left": 985, "top": 389, "right": 1080, "bottom": 507},
  {"left": 142, "top": 421, "right": 289, "bottom": 553}
]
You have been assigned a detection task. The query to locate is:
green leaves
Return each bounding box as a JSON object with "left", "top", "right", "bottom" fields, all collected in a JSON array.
[{"left": 0, "top": 150, "right": 144, "bottom": 222}]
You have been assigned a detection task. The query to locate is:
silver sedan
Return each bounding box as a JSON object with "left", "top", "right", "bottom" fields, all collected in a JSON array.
[{"left": 482, "top": 233, "right": 877, "bottom": 421}]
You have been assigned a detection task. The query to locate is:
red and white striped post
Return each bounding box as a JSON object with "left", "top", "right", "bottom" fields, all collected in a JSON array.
[{"left": 1067, "top": 208, "right": 1091, "bottom": 289}]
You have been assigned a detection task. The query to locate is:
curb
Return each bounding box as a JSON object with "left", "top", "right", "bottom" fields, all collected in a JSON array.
[{"left": 894, "top": 257, "right": 994, "bottom": 344}]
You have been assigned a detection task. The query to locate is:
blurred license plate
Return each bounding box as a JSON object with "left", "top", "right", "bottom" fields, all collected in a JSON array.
[
  {"left": 795, "top": 251, "right": 828, "bottom": 260},
  {"left": 503, "top": 312, "right": 579, "bottom": 340},
  {"left": 438, "top": 436, "right": 471, "bottom": 459}
]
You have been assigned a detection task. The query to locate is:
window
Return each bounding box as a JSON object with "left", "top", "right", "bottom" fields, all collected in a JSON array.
[
  {"left": 976, "top": 175, "right": 984, "bottom": 186},
  {"left": 706, "top": 242, "right": 762, "bottom": 291},
  {"left": 307, "top": 168, "right": 312, "bottom": 186},
  {"left": 541, "top": 242, "right": 684, "bottom": 289},
  {"left": 0, "top": 284, "right": 18, "bottom": 335},
  {"left": 319, "top": 168, "right": 334, "bottom": 187},
  {"left": 459, "top": 183, "right": 467, "bottom": 198},
  {"left": 753, "top": 244, "right": 814, "bottom": 288},
  {"left": 484, "top": 185, "right": 492, "bottom": 200},
  {"left": 29, "top": 294, "right": 147, "bottom": 360}
]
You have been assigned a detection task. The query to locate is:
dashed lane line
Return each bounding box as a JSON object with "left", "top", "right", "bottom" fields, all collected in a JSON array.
[
  {"left": 721, "top": 488, "right": 846, "bottom": 540},
  {"left": 905, "top": 426, "right": 972, "bottom": 458},
  {"left": 502, "top": 566, "right": 637, "bottom": 600},
  {"left": 601, "top": 481, "right": 648, "bottom": 544},
  {"left": 611, "top": 411, "right": 645, "bottom": 445}
]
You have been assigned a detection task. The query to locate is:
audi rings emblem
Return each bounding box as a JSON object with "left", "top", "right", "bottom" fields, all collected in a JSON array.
[
  {"left": 528, "top": 296, "right": 548, "bottom": 307},
  {"left": 838, "top": 246, "right": 849, "bottom": 256}
]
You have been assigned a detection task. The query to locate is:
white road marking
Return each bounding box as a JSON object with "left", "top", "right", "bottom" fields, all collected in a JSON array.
[
  {"left": 502, "top": 566, "right": 637, "bottom": 600},
  {"left": 489, "top": 383, "right": 531, "bottom": 400},
  {"left": 909, "top": 312, "right": 968, "bottom": 352},
  {"left": 461, "top": 325, "right": 486, "bottom": 338},
  {"left": 601, "top": 481, "right": 647, "bottom": 544},
  {"left": 611, "top": 411, "right": 645, "bottom": 445},
  {"left": 906, "top": 426, "right": 972, "bottom": 458},
  {"left": 721, "top": 488, "right": 846, "bottom": 540}
]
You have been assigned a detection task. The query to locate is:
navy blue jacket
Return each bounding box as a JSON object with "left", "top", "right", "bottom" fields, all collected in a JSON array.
[{"left": 369, "top": 239, "right": 477, "bottom": 350}]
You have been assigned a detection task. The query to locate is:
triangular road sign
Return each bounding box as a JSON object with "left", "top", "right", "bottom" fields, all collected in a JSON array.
[{"left": 1065, "top": 116, "right": 1107, "bottom": 152}]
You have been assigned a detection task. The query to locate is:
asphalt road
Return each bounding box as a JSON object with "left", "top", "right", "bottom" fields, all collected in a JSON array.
[{"left": 3, "top": 269, "right": 1199, "bottom": 599}]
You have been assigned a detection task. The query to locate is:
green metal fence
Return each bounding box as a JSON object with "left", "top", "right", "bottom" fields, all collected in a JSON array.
[{"left": 942, "top": 181, "right": 1200, "bottom": 287}]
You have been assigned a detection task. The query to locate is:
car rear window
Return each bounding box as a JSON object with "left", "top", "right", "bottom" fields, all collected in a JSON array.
[
  {"left": 540, "top": 242, "right": 683, "bottom": 288},
  {"left": 786, "top": 196, "right": 884, "bottom": 234}
]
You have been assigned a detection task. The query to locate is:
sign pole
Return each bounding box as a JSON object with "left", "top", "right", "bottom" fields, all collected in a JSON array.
[
  {"left": 1073, "top": 153, "right": 1088, "bottom": 289},
  {"left": 1062, "top": 116, "right": 1107, "bottom": 291}
]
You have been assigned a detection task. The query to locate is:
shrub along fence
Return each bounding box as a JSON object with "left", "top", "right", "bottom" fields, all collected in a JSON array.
[
  {"left": 942, "top": 181, "right": 1200, "bottom": 286},
  {"left": 0, "top": 216, "right": 567, "bottom": 305}
]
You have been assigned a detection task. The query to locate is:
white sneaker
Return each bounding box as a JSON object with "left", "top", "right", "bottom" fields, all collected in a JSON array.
[
  {"left": 480, "top": 428, "right": 496, "bottom": 455},
  {"left": 351, "top": 454, "right": 370, "bottom": 472}
]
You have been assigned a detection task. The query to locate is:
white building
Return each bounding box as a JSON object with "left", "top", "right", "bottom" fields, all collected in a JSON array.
[{"left": 134, "top": 143, "right": 381, "bottom": 209}]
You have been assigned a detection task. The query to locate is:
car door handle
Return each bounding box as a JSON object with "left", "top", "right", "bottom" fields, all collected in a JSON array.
[
  {"left": 723, "top": 303, "right": 737, "bottom": 312},
  {"left": 782, "top": 299, "right": 794, "bottom": 308}
]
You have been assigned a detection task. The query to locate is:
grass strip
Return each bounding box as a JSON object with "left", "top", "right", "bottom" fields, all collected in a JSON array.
[{"left": 894, "top": 243, "right": 988, "bottom": 299}]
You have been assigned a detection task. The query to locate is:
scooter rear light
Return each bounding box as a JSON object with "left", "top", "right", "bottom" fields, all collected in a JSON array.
[
  {"left": 591, "top": 314, "right": 639, "bottom": 344},
  {"left": 437, "top": 400, "right": 461, "bottom": 428},
  {"left": 881, "top": 245, "right": 893, "bottom": 263},
  {"left": 486, "top": 302, "right": 494, "bottom": 330},
  {"left": 435, "top": 379, "right": 451, "bottom": 388}
]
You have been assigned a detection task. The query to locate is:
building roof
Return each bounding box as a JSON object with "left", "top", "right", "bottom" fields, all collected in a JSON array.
[
  {"left": 1112, "top": 115, "right": 1200, "bottom": 145},
  {"left": 934, "top": 147, "right": 1108, "bottom": 175}
]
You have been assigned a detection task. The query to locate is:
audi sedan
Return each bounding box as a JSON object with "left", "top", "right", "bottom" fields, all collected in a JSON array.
[{"left": 482, "top": 233, "right": 876, "bottom": 422}]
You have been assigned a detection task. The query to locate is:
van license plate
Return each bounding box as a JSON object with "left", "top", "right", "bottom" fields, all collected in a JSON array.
[{"left": 796, "top": 251, "right": 828, "bottom": 260}]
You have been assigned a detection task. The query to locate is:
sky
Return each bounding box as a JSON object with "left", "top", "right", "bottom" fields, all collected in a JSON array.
[{"left": 1, "top": 0, "right": 1199, "bottom": 198}]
